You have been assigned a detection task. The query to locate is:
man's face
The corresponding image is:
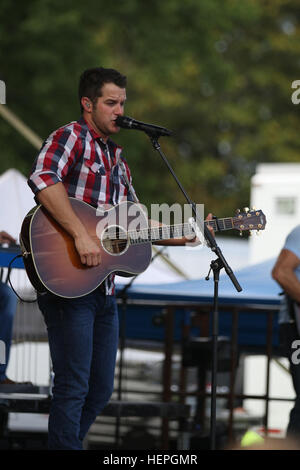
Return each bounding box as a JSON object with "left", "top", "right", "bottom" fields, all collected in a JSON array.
[{"left": 88, "top": 82, "right": 126, "bottom": 140}]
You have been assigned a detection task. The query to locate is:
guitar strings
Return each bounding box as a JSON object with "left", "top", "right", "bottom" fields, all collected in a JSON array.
[{"left": 102, "top": 218, "right": 235, "bottom": 246}]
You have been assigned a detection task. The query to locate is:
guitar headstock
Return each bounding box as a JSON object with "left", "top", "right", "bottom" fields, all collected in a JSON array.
[{"left": 232, "top": 207, "right": 266, "bottom": 233}]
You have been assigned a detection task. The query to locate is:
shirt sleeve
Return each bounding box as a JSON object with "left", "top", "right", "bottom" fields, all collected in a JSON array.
[
  {"left": 283, "top": 225, "right": 300, "bottom": 260},
  {"left": 28, "top": 126, "right": 78, "bottom": 195}
]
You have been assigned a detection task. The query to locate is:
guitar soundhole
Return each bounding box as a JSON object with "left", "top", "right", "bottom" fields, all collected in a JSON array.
[{"left": 101, "top": 225, "right": 129, "bottom": 255}]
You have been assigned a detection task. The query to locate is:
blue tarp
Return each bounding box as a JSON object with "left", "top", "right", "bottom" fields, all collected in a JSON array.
[
  {"left": 116, "top": 258, "right": 282, "bottom": 350},
  {"left": 117, "top": 257, "right": 280, "bottom": 305}
]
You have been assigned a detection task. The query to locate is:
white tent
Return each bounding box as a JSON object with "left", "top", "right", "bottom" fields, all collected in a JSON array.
[
  {"left": 0, "top": 169, "right": 36, "bottom": 294},
  {"left": 0, "top": 168, "right": 35, "bottom": 240}
]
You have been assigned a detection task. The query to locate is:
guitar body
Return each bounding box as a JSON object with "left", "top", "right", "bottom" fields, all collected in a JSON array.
[{"left": 20, "top": 198, "right": 152, "bottom": 298}]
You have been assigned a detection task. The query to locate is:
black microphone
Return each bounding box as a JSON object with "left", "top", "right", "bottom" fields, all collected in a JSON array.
[{"left": 115, "top": 115, "right": 172, "bottom": 137}]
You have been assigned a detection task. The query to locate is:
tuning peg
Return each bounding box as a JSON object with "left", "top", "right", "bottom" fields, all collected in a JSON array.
[
  {"left": 256, "top": 230, "right": 261, "bottom": 236},
  {"left": 236, "top": 208, "right": 243, "bottom": 219},
  {"left": 239, "top": 231, "right": 243, "bottom": 236},
  {"left": 243, "top": 207, "right": 249, "bottom": 213},
  {"left": 251, "top": 206, "right": 257, "bottom": 211}
]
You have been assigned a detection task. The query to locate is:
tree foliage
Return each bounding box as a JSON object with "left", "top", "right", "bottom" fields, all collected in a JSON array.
[{"left": 0, "top": 0, "right": 299, "bottom": 226}]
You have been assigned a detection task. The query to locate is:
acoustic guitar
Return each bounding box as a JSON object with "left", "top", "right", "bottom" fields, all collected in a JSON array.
[{"left": 19, "top": 198, "right": 266, "bottom": 298}]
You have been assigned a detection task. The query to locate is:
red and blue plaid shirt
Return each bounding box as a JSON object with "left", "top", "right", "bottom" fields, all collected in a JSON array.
[{"left": 28, "top": 116, "right": 138, "bottom": 295}]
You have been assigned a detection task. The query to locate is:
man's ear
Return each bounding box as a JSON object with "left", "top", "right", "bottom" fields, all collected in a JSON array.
[{"left": 81, "top": 97, "right": 92, "bottom": 112}]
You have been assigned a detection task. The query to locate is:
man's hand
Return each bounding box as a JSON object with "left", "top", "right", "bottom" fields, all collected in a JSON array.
[
  {"left": 151, "top": 212, "right": 215, "bottom": 247},
  {"left": 74, "top": 234, "right": 102, "bottom": 267},
  {"left": 0, "top": 231, "right": 16, "bottom": 245},
  {"left": 184, "top": 212, "right": 215, "bottom": 246},
  {"left": 206, "top": 212, "right": 215, "bottom": 237}
]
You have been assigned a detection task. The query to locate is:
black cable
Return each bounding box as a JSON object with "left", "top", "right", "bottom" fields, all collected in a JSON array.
[{"left": 6, "top": 254, "right": 37, "bottom": 303}]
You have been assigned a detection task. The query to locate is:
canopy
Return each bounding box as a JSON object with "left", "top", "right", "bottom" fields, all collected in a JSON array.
[{"left": 117, "top": 257, "right": 280, "bottom": 305}]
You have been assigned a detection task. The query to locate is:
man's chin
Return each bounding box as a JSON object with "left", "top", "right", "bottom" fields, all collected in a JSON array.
[{"left": 111, "top": 124, "right": 120, "bottom": 134}]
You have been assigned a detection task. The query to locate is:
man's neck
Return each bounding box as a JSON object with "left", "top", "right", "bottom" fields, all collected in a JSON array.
[{"left": 82, "top": 114, "right": 109, "bottom": 142}]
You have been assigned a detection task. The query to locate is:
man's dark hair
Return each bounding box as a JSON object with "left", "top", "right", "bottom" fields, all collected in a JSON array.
[{"left": 79, "top": 67, "right": 127, "bottom": 112}]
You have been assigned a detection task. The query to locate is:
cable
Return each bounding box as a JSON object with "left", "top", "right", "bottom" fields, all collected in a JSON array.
[{"left": 6, "top": 254, "right": 37, "bottom": 303}]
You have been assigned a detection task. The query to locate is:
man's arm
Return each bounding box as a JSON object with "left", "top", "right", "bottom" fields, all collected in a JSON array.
[
  {"left": 272, "top": 249, "right": 300, "bottom": 303},
  {"left": 36, "top": 183, "right": 101, "bottom": 267}
]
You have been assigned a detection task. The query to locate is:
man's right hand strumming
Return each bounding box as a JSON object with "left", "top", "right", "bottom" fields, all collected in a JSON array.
[{"left": 74, "top": 233, "right": 101, "bottom": 267}]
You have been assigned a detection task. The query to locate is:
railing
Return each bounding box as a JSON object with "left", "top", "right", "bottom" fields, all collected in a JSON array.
[{"left": 114, "top": 297, "right": 284, "bottom": 447}]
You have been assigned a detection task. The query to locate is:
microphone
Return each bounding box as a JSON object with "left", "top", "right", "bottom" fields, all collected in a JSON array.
[{"left": 115, "top": 115, "right": 172, "bottom": 137}]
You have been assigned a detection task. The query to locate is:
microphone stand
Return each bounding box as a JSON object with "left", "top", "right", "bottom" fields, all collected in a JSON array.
[
  {"left": 147, "top": 131, "right": 242, "bottom": 450},
  {"left": 114, "top": 246, "right": 167, "bottom": 448}
]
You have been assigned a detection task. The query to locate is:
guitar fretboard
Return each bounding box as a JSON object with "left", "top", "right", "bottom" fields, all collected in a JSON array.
[{"left": 127, "top": 217, "right": 234, "bottom": 245}]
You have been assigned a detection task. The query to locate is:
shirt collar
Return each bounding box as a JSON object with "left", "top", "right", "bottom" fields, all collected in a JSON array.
[
  {"left": 78, "top": 116, "right": 122, "bottom": 150},
  {"left": 78, "top": 116, "right": 104, "bottom": 142}
]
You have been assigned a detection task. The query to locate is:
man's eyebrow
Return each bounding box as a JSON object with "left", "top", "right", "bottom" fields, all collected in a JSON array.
[{"left": 105, "top": 96, "right": 127, "bottom": 102}]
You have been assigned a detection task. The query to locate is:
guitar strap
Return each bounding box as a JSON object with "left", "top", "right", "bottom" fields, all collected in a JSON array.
[{"left": 118, "top": 160, "right": 139, "bottom": 204}]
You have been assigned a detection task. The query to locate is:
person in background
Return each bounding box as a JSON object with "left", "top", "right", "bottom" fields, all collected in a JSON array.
[
  {"left": 272, "top": 224, "right": 300, "bottom": 438},
  {"left": 0, "top": 230, "right": 18, "bottom": 385}
]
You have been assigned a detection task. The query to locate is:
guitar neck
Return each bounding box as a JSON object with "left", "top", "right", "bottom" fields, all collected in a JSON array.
[{"left": 128, "top": 217, "right": 233, "bottom": 244}]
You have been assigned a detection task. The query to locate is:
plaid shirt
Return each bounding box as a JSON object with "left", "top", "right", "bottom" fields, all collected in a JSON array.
[{"left": 28, "top": 116, "right": 138, "bottom": 295}]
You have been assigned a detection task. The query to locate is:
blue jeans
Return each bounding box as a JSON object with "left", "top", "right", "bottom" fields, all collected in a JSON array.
[
  {"left": 0, "top": 281, "right": 17, "bottom": 381},
  {"left": 38, "top": 288, "right": 119, "bottom": 450}
]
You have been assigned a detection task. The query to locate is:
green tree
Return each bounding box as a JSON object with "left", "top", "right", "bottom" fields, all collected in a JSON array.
[{"left": 1, "top": 0, "right": 300, "bottom": 230}]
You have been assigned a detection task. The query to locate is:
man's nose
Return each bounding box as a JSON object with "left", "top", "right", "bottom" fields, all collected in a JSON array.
[{"left": 115, "top": 103, "right": 124, "bottom": 115}]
